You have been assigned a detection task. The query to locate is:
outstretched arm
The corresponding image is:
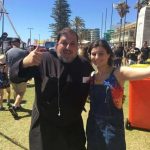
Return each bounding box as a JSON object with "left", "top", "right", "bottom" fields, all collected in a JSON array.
[
  {"left": 115, "top": 66, "right": 150, "bottom": 86},
  {"left": 9, "top": 46, "right": 45, "bottom": 83}
]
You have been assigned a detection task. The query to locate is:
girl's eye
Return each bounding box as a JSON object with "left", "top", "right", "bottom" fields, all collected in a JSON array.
[
  {"left": 91, "top": 53, "right": 96, "bottom": 56},
  {"left": 91, "top": 53, "right": 104, "bottom": 57},
  {"left": 98, "top": 53, "right": 104, "bottom": 56}
]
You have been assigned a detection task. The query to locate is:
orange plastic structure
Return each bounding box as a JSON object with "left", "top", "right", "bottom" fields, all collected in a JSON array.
[{"left": 127, "top": 78, "right": 150, "bottom": 130}]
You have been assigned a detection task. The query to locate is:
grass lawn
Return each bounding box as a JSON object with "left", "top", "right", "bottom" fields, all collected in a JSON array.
[{"left": 0, "top": 81, "right": 150, "bottom": 150}]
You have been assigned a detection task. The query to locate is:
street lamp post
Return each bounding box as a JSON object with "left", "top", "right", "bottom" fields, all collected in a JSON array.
[{"left": 27, "top": 27, "right": 33, "bottom": 46}]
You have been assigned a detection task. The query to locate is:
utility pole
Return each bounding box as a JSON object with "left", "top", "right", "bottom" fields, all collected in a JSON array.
[
  {"left": 101, "top": 12, "right": 103, "bottom": 38},
  {"left": 0, "top": 0, "right": 5, "bottom": 53},
  {"left": 27, "top": 27, "right": 33, "bottom": 46},
  {"left": 0, "top": 0, "right": 21, "bottom": 40},
  {"left": 1, "top": 0, "right": 4, "bottom": 34}
]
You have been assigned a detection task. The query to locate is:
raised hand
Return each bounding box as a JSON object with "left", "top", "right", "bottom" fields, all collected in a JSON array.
[{"left": 22, "top": 46, "right": 44, "bottom": 68}]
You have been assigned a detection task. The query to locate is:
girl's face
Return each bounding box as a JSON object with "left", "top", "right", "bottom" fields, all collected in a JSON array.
[{"left": 90, "top": 46, "right": 110, "bottom": 68}]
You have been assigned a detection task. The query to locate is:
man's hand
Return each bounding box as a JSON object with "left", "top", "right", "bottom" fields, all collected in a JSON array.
[{"left": 22, "top": 46, "right": 44, "bottom": 68}]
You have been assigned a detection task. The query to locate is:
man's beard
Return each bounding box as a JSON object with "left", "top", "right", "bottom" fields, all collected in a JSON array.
[{"left": 57, "top": 53, "right": 76, "bottom": 63}]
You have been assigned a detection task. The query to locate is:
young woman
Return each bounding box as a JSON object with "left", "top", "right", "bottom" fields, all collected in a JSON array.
[{"left": 86, "top": 39, "right": 150, "bottom": 150}]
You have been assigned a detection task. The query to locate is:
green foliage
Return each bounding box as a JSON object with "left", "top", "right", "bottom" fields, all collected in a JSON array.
[
  {"left": 104, "top": 30, "right": 114, "bottom": 41},
  {"left": 104, "top": 32, "right": 111, "bottom": 41},
  {"left": 49, "top": 0, "right": 71, "bottom": 36},
  {"left": 71, "top": 16, "right": 85, "bottom": 43},
  {"left": 114, "top": 2, "right": 129, "bottom": 18},
  {"left": 140, "top": 0, "right": 149, "bottom": 5},
  {"left": 71, "top": 16, "right": 85, "bottom": 33}
]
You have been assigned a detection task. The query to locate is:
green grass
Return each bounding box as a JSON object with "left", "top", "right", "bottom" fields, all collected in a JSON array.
[{"left": 0, "top": 81, "right": 150, "bottom": 150}]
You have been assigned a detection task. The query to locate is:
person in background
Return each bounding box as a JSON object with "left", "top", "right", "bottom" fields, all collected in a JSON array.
[
  {"left": 5, "top": 38, "right": 28, "bottom": 111},
  {"left": 123, "top": 46, "right": 130, "bottom": 65},
  {"left": 86, "top": 39, "right": 150, "bottom": 150},
  {"left": 9, "top": 28, "right": 93, "bottom": 150},
  {"left": 138, "top": 41, "right": 150, "bottom": 64},
  {"left": 127, "top": 42, "right": 140, "bottom": 65},
  {"left": 78, "top": 46, "right": 90, "bottom": 61},
  {"left": 0, "top": 54, "right": 10, "bottom": 110},
  {"left": 113, "top": 44, "right": 123, "bottom": 67}
]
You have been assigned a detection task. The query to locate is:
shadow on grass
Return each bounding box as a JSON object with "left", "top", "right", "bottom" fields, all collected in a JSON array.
[
  {"left": 9, "top": 107, "right": 32, "bottom": 120},
  {"left": 6, "top": 102, "right": 32, "bottom": 120},
  {"left": 126, "top": 127, "right": 150, "bottom": 132},
  {"left": 0, "top": 131, "right": 28, "bottom": 150},
  {"left": 27, "top": 83, "right": 35, "bottom": 88}
]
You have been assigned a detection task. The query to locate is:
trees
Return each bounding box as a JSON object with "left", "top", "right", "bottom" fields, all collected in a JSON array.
[
  {"left": 50, "top": 0, "right": 71, "bottom": 36},
  {"left": 114, "top": 1, "right": 129, "bottom": 44},
  {"left": 71, "top": 16, "right": 85, "bottom": 33},
  {"left": 71, "top": 16, "right": 85, "bottom": 43},
  {"left": 140, "top": 0, "right": 149, "bottom": 6}
]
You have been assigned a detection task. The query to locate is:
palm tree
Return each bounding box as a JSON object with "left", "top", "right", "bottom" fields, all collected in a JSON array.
[
  {"left": 71, "top": 16, "right": 85, "bottom": 33},
  {"left": 114, "top": 1, "right": 129, "bottom": 45},
  {"left": 140, "top": 0, "right": 149, "bottom": 6},
  {"left": 71, "top": 16, "right": 85, "bottom": 43}
]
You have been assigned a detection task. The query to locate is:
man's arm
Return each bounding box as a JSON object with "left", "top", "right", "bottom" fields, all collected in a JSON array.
[{"left": 9, "top": 47, "right": 44, "bottom": 83}]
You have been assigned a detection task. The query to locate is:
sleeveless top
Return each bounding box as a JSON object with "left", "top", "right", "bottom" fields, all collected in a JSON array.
[
  {"left": 89, "top": 69, "right": 124, "bottom": 121},
  {"left": 87, "top": 69, "right": 126, "bottom": 150}
]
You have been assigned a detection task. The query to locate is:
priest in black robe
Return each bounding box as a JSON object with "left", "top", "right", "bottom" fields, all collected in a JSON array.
[{"left": 10, "top": 28, "right": 93, "bottom": 150}]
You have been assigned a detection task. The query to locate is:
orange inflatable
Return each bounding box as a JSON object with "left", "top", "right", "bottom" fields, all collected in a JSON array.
[{"left": 126, "top": 78, "right": 150, "bottom": 130}]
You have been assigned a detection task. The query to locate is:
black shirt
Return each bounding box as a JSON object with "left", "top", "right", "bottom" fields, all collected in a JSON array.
[{"left": 10, "top": 51, "right": 93, "bottom": 126}]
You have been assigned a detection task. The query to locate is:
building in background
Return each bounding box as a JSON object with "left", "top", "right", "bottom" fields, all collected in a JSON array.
[
  {"left": 82, "top": 28, "right": 100, "bottom": 42},
  {"left": 110, "top": 22, "right": 136, "bottom": 47}
]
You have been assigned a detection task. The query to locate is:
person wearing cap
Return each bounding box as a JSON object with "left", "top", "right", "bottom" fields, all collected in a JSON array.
[
  {"left": 9, "top": 28, "right": 93, "bottom": 150},
  {"left": 5, "top": 38, "right": 28, "bottom": 111},
  {"left": 0, "top": 54, "right": 10, "bottom": 110}
]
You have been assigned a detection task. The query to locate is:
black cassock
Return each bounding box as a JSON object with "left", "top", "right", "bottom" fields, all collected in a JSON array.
[{"left": 10, "top": 51, "right": 93, "bottom": 150}]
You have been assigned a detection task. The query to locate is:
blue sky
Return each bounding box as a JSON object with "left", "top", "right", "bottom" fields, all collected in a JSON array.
[{"left": 1, "top": 0, "right": 138, "bottom": 43}]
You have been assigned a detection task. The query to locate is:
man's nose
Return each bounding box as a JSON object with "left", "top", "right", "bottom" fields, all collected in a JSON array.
[
  {"left": 95, "top": 54, "right": 99, "bottom": 59},
  {"left": 66, "top": 44, "right": 71, "bottom": 49}
]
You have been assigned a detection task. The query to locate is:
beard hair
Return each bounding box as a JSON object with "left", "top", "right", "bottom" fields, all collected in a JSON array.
[{"left": 57, "top": 54, "right": 75, "bottom": 63}]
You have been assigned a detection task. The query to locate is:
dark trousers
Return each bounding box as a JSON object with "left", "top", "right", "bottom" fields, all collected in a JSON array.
[{"left": 30, "top": 118, "right": 86, "bottom": 150}]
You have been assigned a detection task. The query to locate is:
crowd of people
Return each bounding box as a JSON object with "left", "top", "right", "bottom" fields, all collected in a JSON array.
[
  {"left": 111, "top": 41, "right": 150, "bottom": 67},
  {"left": 1, "top": 27, "right": 150, "bottom": 150}
]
